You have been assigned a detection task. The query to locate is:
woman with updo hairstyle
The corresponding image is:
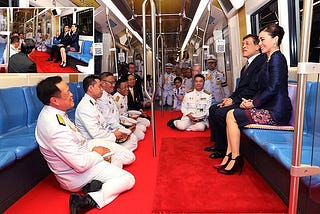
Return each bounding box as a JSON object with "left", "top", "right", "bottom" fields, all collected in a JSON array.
[
  {"left": 215, "top": 23, "right": 292, "bottom": 175},
  {"left": 8, "top": 38, "right": 37, "bottom": 73}
]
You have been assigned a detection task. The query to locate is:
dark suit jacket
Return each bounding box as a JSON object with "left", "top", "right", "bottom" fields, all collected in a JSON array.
[
  {"left": 57, "top": 31, "right": 71, "bottom": 46},
  {"left": 230, "top": 54, "right": 266, "bottom": 104},
  {"left": 68, "top": 31, "right": 80, "bottom": 52},
  {"left": 8, "top": 52, "right": 37, "bottom": 73},
  {"left": 253, "top": 50, "right": 292, "bottom": 125},
  {"left": 127, "top": 87, "right": 143, "bottom": 110}
]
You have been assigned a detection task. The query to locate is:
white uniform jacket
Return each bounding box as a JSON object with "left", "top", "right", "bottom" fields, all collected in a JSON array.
[
  {"left": 181, "top": 89, "right": 212, "bottom": 118},
  {"left": 35, "top": 105, "right": 106, "bottom": 191},
  {"left": 75, "top": 93, "right": 116, "bottom": 141}
]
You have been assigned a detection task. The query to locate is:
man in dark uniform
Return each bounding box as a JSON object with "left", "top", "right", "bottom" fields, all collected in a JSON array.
[
  {"left": 46, "top": 25, "right": 71, "bottom": 63},
  {"left": 205, "top": 34, "right": 267, "bottom": 158}
]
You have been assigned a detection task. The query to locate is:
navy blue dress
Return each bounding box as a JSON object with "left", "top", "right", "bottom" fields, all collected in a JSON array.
[{"left": 234, "top": 50, "right": 292, "bottom": 127}]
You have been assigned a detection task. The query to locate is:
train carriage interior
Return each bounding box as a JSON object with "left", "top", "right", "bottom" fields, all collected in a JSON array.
[{"left": 1, "top": 0, "right": 320, "bottom": 213}]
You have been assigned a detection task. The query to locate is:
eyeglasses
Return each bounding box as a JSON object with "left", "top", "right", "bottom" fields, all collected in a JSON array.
[{"left": 101, "top": 79, "right": 116, "bottom": 85}]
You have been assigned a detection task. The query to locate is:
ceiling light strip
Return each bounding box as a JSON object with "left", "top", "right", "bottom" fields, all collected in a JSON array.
[
  {"left": 181, "top": 0, "right": 210, "bottom": 53},
  {"left": 103, "top": 0, "right": 143, "bottom": 44}
]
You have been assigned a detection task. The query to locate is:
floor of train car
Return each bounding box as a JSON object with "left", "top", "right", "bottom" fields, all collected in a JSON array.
[{"left": 4, "top": 110, "right": 288, "bottom": 214}]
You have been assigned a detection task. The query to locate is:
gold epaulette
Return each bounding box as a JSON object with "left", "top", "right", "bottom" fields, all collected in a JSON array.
[
  {"left": 187, "top": 89, "right": 193, "bottom": 93},
  {"left": 56, "top": 114, "right": 66, "bottom": 126},
  {"left": 203, "top": 90, "right": 211, "bottom": 95},
  {"left": 114, "top": 95, "right": 120, "bottom": 102},
  {"left": 181, "top": 85, "right": 185, "bottom": 88},
  {"left": 221, "top": 82, "right": 228, "bottom": 87},
  {"left": 217, "top": 69, "right": 223, "bottom": 73}
]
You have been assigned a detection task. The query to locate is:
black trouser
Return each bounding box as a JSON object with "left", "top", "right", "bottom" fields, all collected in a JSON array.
[{"left": 209, "top": 104, "right": 239, "bottom": 151}]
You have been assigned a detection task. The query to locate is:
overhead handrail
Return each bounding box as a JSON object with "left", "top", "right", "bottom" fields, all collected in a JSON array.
[
  {"left": 142, "top": 0, "right": 157, "bottom": 157},
  {"left": 288, "top": 0, "right": 320, "bottom": 213},
  {"left": 106, "top": 7, "right": 119, "bottom": 78}
]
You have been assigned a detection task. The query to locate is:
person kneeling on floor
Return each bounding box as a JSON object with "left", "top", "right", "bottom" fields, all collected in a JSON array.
[{"left": 172, "top": 74, "right": 212, "bottom": 131}]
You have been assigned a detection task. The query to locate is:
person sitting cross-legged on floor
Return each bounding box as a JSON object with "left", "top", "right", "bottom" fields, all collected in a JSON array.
[
  {"left": 173, "top": 74, "right": 211, "bottom": 131},
  {"left": 75, "top": 74, "right": 138, "bottom": 153},
  {"left": 35, "top": 76, "right": 135, "bottom": 214}
]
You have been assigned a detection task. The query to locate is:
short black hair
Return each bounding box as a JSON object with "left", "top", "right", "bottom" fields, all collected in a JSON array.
[
  {"left": 100, "top": 72, "right": 114, "bottom": 80},
  {"left": 193, "top": 74, "right": 205, "bottom": 81},
  {"left": 83, "top": 75, "right": 100, "bottom": 93},
  {"left": 116, "top": 76, "right": 128, "bottom": 89},
  {"left": 243, "top": 34, "right": 259, "bottom": 45},
  {"left": 21, "top": 39, "right": 35, "bottom": 54},
  {"left": 174, "top": 77, "right": 182, "bottom": 83},
  {"left": 10, "top": 36, "right": 19, "bottom": 44},
  {"left": 36, "top": 76, "right": 63, "bottom": 105}
]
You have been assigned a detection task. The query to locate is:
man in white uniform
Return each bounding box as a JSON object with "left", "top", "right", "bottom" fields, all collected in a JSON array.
[
  {"left": 203, "top": 55, "right": 230, "bottom": 104},
  {"left": 97, "top": 72, "right": 144, "bottom": 141},
  {"left": 76, "top": 75, "right": 138, "bottom": 151},
  {"left": 159, "top": 63, "right": 176, "bottom": 106},
  {"left": 113, "top": 77, "right": 150, "bottom": 129},
  {"left": 35, "top": 76, "right": 135, "bottom": 214},
  {"left": 174, "top": 74, "right": 212, "bottom": 131}
]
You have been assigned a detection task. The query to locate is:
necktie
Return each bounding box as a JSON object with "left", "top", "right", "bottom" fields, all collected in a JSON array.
[
  {"left": 130, "top": 88, "right": 135, "bottom": 100},
  {"left": 243, "top": 61, "right": 249, "bottom": 75}
]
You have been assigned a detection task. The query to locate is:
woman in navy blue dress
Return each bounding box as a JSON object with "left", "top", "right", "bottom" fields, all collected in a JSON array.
[
  {"left": 60, "top": 23, "right": 80, "bottom": 68},
  {"left": 216, "top": 23, "right": 292, "bottom": 175}
]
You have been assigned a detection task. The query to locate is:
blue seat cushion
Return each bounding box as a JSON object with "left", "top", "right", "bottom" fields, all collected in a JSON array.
[
  {"left": 0, "top": 151, "right": 16, "bottom": 170},
  {"left": 0, "top": 136, "right": 38, "bottom": 159}
]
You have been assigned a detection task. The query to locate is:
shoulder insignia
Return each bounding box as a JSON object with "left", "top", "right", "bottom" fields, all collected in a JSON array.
[
  {"left": 187, "top": 89, "right": 193, "bottom": 93},
  {"left": 181, "top": 85, "right": 185, "bottom": 88},
  {"left": 114, "top": 95, "right": 120, "bottom": 102},
  {"left": 89, "top": 100, "right": 94, "bottom": 105},
  {"left": 56, "top": 114, "right": 66, "bottom": 126},
  {"left": 217, "top": 69, "right": 223, "bottom": 73},
  {"left": 203, "top": 90, "right": 211, "bottom": 95},
  {"left": 221, "top": 82, "right": 228, "bottom": 87}
]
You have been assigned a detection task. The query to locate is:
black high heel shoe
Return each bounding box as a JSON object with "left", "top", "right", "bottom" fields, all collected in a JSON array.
[
  {"left": 217, "top": 155, "right": 244, "bottom": 175},
  {"left": 213, "top": 153, "right": 232, "bottom": 169}
]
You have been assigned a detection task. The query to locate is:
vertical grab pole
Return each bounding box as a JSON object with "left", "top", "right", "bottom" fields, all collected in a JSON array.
[
  {"left": 288, "top": 0, "right": 313, "bottom": 213},
  {"left": 157, "top": 17, "right": 165, "bottom": 117},
  {"left": 142, "top": 0, "right": 157, "bottom": 156},
  {"left": 106, "top": 7, "right": 118, "bottom": 78},
  {"left": 201, "top": 2, "right": 210, "bottom": 72}
]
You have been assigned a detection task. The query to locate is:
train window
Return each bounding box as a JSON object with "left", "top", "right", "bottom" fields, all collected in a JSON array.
[
  {"left": 60, "top": 14, "right": 72, "bottom": 31},
  {"left": 77, "top": 8, "right": 93, "bottom": 36},
  {"left": 299, "top": 0, "right": 320, "bottom": 63},
  {"left": 250, "top": 0, "right": 278, "bottom": 36}
]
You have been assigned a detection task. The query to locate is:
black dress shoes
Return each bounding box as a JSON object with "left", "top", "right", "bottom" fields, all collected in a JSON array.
[
  {"left": 54, "top": 58, "right": 60, "bottom": 63},
  {"left": 204, "top": 145, "right": 217, "bottom": 152},
  {"left": 46, "top": 57, "right": 53, "bottom": 61},
  {"left": 209, "top": 151, "right": 225, "bottom": 159},
  {"left": 82, "top": 180, "right": 103, "bottom": 194},
  {"left": 70, "top": 193, "right": 97, "bottom": 214}
]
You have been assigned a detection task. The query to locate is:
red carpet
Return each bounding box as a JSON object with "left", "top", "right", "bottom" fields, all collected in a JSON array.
[
  {"left": 152, "top": 137, "right": 288, "bottom": 213},
  {"left": 29, "top": 51, "right": 78, "bottom": 73},
  {"left": 4, "top": 111, "right": 287, "bottom": 213}
]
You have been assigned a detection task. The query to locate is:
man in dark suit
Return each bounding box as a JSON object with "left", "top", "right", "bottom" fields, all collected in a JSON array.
[
  {"left": 46, "top": 25, "right": 71, "bottom": 63},
  {"left": 127, "top": 73, "right": 144, "bottom": 110},
  {"left": 8, "top": 39, "right": 37, "bottom": 73},
  {"left": 205, "top": 34, "right": 267, "bottom": 158}
]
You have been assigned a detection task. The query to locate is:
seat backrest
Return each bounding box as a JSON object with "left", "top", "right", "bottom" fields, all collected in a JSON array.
[
  {"left": 0, "top": 87, "right": 28, "bottom": 133},
  {"left": 287, "top": 83, "right": 297, "bottom": 126},
  {"left": 22, "top": 86, "right": 44, "bottom": 127},
  {"left": 82, "top": 40, "right": 93, "bottom": 55}
]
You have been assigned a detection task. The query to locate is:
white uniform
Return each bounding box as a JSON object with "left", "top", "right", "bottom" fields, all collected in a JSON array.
[
  {"left": 174, "top": 89, "right": 212, "bottom": 131},
  {"left": 183, "top": 77, "right": 193, "bottom": 92},
  {"left": 113, "top": 91, "right": 149, "bottom": 131},
  {"left": 159, "top": 72, "right": 176, "bottom": 106},
  {"left": 76, "top": 93, "right": 138, "bottom": 151},
  {"left": 97, "top": 90, "right": 142, "bottom": 143},
  {"left": 35, "top": 105, "right": 135, "bottom": 209},
  {"left": 173, "top": 86, "right": 186, "bottom": 111},
  {"left": 203, "top": 68, "right": 230, "bottom": 103}
]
